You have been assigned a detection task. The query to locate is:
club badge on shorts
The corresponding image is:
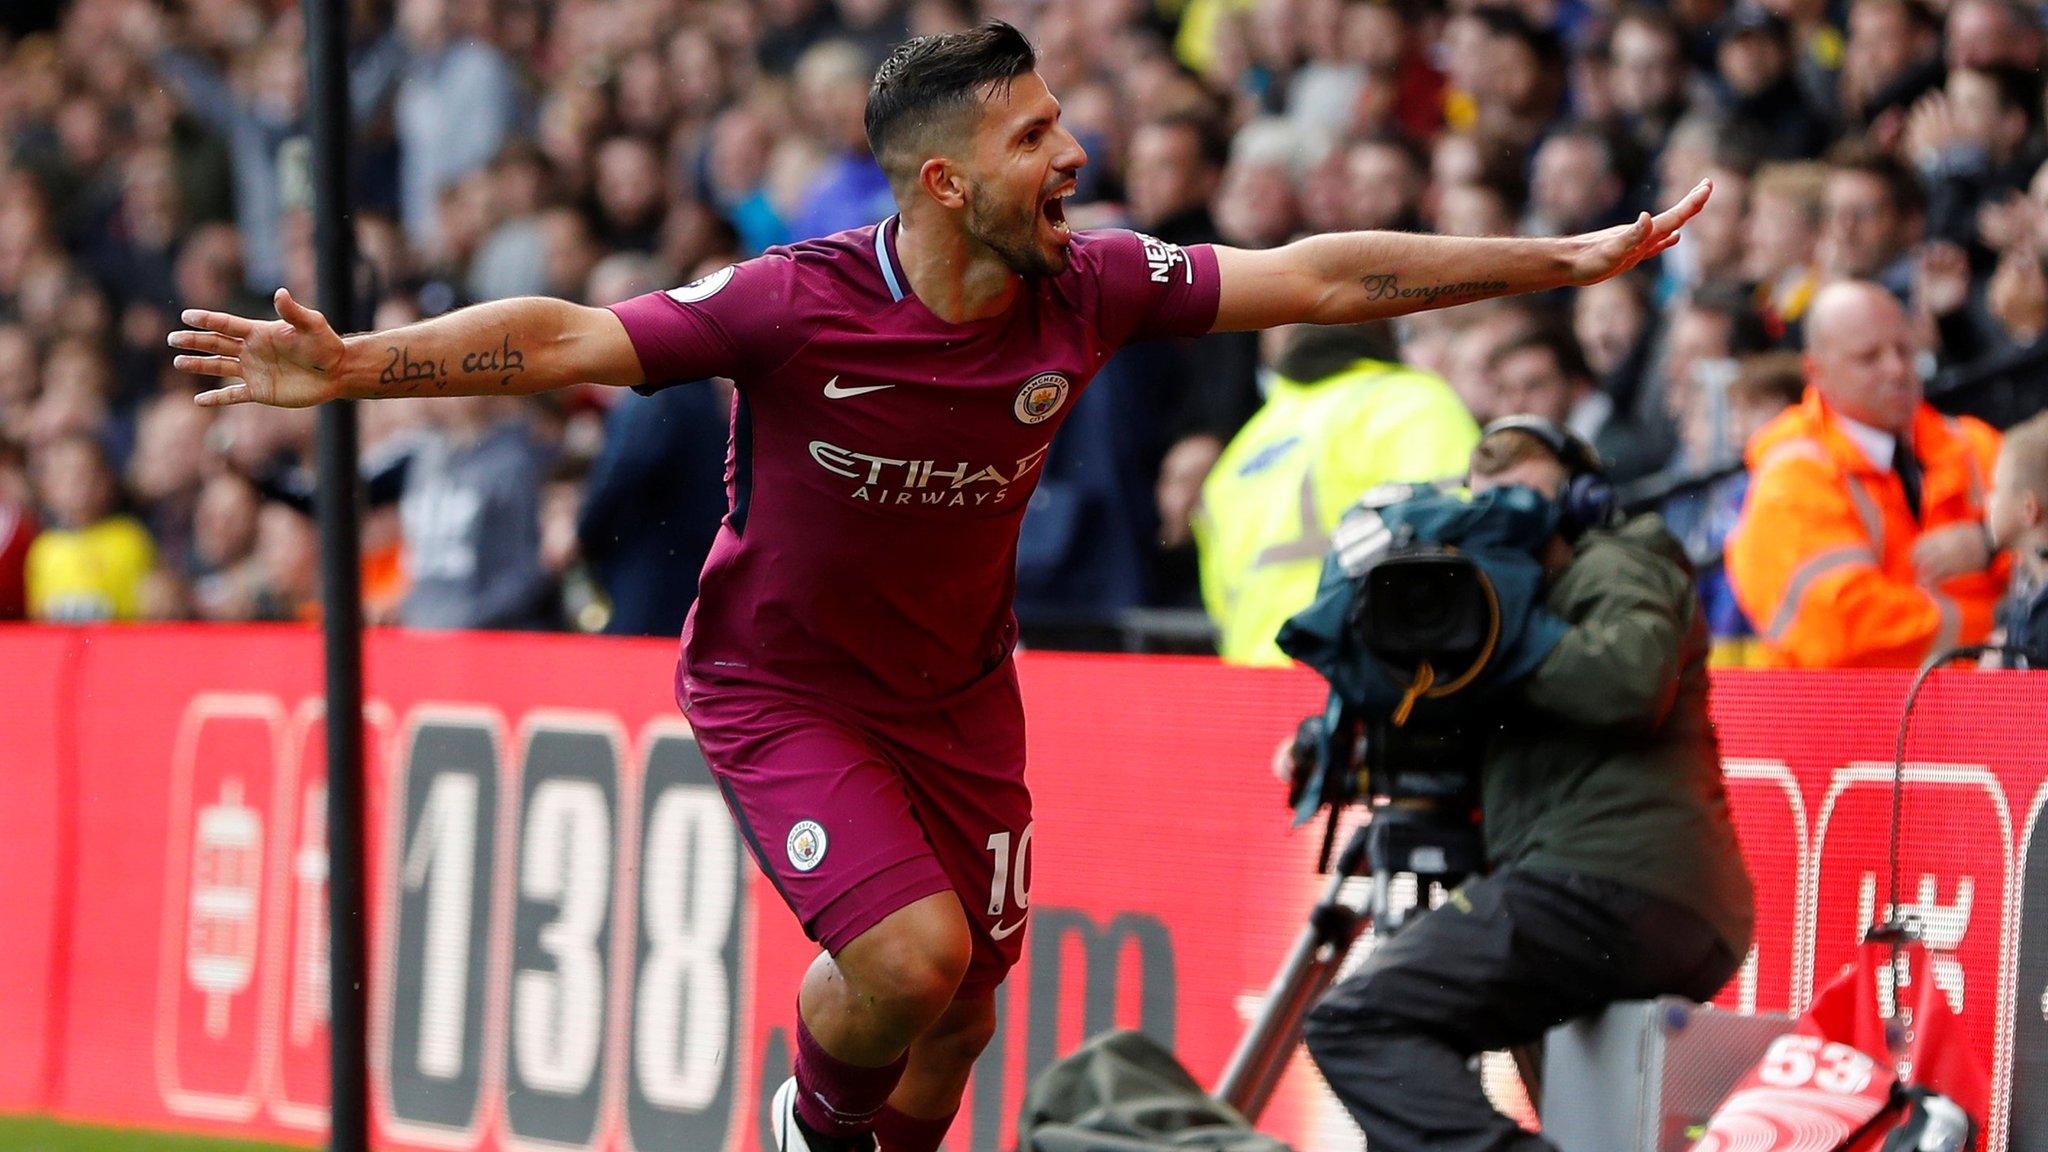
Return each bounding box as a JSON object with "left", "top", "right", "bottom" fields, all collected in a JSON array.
[
  {"left": 787, "top": 820, "right": 828, "bottom": 872},
  {"left": 1012, "top": 372, "right": 1070, "bottom": 425}
]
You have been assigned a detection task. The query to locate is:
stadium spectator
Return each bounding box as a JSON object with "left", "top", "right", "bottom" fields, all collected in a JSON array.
[
  {"left": 1124, "top": 114, "right": 1263, "bottom": 465},
  {"left": 1441, "top": 301, "right": 1546, "bottom": 427},
  {"left": 1655, "top": 139, "right": 1752, "bottom": 297},
  {"left": 1945, "top": 0, "right": 2044, "bottom": 72},
  {"left": 1745, "top": 161, "right": 1828, "bottom": 342},
  {"left": 124, "top": 392, "right": 210, "bottom": 572},
  {"left": 1728, "top": 281, "right": 2008, "bottom": 667},
  {"left": 1839, "top": 0, "right": 1943, "bottom": 135},
  {"left": 183, "top": 469, "right": 262, "bottom": 620},
  {"left": 1434, "top": 178, "right": 1520, "bottom": 238},
  {"left": 787, "top": 38, "right": 896, "bottom": 240},
  {"left": 1466, "top": 10, "right": 1567, "bottom": 152},
  {"left": 704, "top": 106, "right": 791, "bottom": 255},
  {"left": 142, "top": 15, "right": 393, "bottom": 288},
  {"left": 1606, "top": 7, "right": 1692, "bottom": 160},
  {"left": 252, "top": 498, "right": 319, "bottom": 621},
  {"left": 1525, "top": 126, "right": 1630, "bottom": 237},
  {"left": 1658, "top": 283, "right": 1773, "bottom": 449},
  {"left": 1573, "top": 275, "right": 1661, "bottom": 443},
  {"left": 1339, "top": 135, "right": 1426, "bottom": 233},
  {"left": 391, "top": 0, "right": 521, "bottom": 252},
  {"left": 1489, "top": 327, "right": 1666, "bottom": 483},
  {"left": 1654, "top": 352, "right": 1808, "bottom": 665},
  {"left": 397, "top": 396, "right": 554, "bottom": 631},
  {"left": 25, "top": 432, "right": 154, "bottom": 621},
  {"left": 577, "top": 378, "right": 731, "bottom": 638},
  {"left": 0, "top": 441, "right": 35, "bottom": 619},
  {"left": 1909, "top": 65, "right": 2043, "bottom": 249},
  {"left": 1715, "top": 6, "right": 1831, "bottom": 161},
  {"left": 1820, "top": 152, "right": 1926, "bottom": 298},
  {"left": 1193, "top": 322, "right": 1477, "bottom": 665},
  {"left": 1926, "top": 169, "right": 2048, "bottom": 428},
  {"left": 0, "top": 324, "right": 37, "bottom": 446},
  {"left": 1985, "top": 409, "right": 2048, "bottom": 667},
  {"left": 592, "top": 136, "right": 669, "bottom": 254}
]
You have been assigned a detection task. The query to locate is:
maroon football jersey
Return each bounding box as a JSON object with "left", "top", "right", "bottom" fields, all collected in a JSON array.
[{"left": 608, "top": 218, "right": 1219, "bottom": 711}]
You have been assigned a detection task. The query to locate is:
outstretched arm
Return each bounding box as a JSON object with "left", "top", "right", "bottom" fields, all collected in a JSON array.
[
  {"left": 171, "top": 289, "right": 646, "bottom": 407},
  {"left": 1209, "top": 180, "right": 1712, "bottom": 332}
]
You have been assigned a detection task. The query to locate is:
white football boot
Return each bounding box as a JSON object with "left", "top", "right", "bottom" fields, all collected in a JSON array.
[{"left": 769, "top": 1076, "right": 879, "bottom": 1152}]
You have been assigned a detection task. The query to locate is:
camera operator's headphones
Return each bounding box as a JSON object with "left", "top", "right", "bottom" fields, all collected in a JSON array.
[{"left": 1479, "top": 415, "right": 1618, "bottom": 539}]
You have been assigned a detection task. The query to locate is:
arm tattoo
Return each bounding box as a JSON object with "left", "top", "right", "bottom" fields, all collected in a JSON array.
[
  {"left": 371, "top": 336, "right": 527, "bottom": 396},
  {"left": 458, "top": 334, "right": 526, "bottom": 388},
  {"left": 378, "top": 344, "right": 446, "bottom": 394},
  {"left": 1357, "top": 273, "right": 1510, "bottom": 308}
]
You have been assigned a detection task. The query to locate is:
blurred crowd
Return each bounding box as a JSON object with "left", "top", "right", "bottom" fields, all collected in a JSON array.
[{"left": 1, "top": 0, "right": 2046, "bottom": 656}]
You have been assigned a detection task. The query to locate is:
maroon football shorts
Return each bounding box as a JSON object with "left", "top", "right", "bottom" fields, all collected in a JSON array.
[{"left": 681, "top": 662, "right": 1033, "bottom": 999}]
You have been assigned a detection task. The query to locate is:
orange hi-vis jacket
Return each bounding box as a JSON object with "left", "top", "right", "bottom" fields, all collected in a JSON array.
[{"left": 1726, "top": 389, "right": 2006, "bottom": 668}]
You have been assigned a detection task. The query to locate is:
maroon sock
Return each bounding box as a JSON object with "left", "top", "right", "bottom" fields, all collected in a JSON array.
[
  {"left": 871, "top": 1102, "right": 957, "bottom": 1152},
  {"left": 793, "top": 1014, "right": 908, "bottom": 1140}
]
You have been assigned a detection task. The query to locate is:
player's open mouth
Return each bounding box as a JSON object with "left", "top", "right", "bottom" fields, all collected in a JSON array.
[{"left": 1041, "top": 186, "right": 1072, "bottom": 235}]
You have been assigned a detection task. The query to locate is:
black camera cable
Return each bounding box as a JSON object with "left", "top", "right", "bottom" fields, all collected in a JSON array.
[{"left": 1865, "top": 644, "right": 2031, "bottom": 948}]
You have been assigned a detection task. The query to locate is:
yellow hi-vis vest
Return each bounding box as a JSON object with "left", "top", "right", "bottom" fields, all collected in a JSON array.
[
  {"left": 26, "top": 515, "right": 156, "bottom": 622},
  {"left": 1194, "top": 359, "right": 1479, "bottom": 666}
]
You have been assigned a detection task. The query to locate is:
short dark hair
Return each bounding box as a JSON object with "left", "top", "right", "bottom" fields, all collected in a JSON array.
[
  {"left": 1348, "top": 131, "right": 1428, "bottom": 176},
  {"left": 1144, "top": 111, "right": 1231, "bottom": 172},
  {"left": 1727, "top": 352, "right": 1807, "bottom": 409},
  {"left": 1687, "top": 279, "right": 1774, "bottom": 353},
  {"left": 1849, "top": 0, "right": 1938, "bottom": 30},
  {"left": 1541, "top": 122, "right": 1621, "bottom": 176},
  {"left": 1610, "top": 5, "right": 1683, "bottom": 51},
  {"left": 1474, "top": 7, "right": 1567, "bottom": 70},
  {"left": 864, "top": 21, "right": 1037, "bottom": 180},
  {"left": 1826, "top": 147, "right": 1927, "bottom": 218},
  {"left": 1488, "top": 327, "right": 1593, "bottom": 383}
]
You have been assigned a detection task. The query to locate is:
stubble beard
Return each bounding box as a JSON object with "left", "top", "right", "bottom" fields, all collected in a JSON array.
[{"left": 966, "top": 186, "right": 1068, "bottom": 279}]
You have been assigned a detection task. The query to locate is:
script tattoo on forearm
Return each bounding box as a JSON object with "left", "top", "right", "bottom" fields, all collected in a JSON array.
[
  {"left": 371, "top": 336, "right": 526, "bottom": 396},
  {"left": 459, "top": 334, "right": 526, "bottom": 388},
  {"left": 1357, "top": 274, "right": 1511, "bottom": 308},
  {"left": 378, "top": 344, "right": 446, "bottom": 394}
]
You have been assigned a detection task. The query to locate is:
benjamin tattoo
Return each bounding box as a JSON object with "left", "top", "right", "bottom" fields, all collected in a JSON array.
[{"left": 1357, "top": 274, "right": 1510, "bottom": 307}]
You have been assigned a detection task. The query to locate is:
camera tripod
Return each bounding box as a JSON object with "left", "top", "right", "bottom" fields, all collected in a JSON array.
[{"left": 1212, "top": 803, "right": 1484, "bottom": 1124}]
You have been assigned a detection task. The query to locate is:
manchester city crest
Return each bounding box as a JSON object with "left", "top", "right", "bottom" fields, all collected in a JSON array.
[
  {"left": 1012, "top": 372, "right": 1071, "bottom": 425},
  {"left": 786, "top": 819, "right": 828, "bottom": 872}
]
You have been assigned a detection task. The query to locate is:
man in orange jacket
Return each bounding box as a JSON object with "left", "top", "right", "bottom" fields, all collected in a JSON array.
[{"left": 1727, "top": 280, "right": 2007, "bottom": 668}]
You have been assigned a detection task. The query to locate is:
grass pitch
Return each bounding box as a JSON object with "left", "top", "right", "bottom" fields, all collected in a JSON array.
[{"left": 0, "top": 1116, "right": 307, "bottom": 1152}]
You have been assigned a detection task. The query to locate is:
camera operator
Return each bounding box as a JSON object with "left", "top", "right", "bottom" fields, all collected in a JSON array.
[{"left": 1300, "top": 418, "right": 1756, "bottom": 1152}]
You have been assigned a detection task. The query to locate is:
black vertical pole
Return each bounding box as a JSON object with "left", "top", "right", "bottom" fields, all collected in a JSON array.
[{"left": 304, "top": 1, "right": 368, "bottom": 1149}]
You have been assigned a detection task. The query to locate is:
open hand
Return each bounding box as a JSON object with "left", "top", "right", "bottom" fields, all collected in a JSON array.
[
  {"left": 1915, "top": 242, "right": 1973, "bottom": 318},
  {"left": 1904, "top": 92, "right": 1961, "bottom": 168},
  {"left": 1988, "top": 249, "right": 2048, "bottom": 342},
  {"left": 170, "top": 288, "right": 345, "bottom": 409},
  {"left": 1976, "top": 191, "right": 2041, "bottom": 253},
  {"left": 1562, "top": 180, "right": 1712, "bottom": 287}
]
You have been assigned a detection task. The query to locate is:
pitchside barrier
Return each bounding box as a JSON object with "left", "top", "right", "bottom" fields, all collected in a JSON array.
[{"left": 0, "top": 625, "right": 2043, "bottom": 1152}]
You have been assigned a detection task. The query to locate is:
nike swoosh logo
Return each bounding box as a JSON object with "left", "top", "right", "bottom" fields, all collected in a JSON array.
[
  {"left": 989, "top": 917, "right": 1027, "bottom": 941},
  {"left": 822, "top": 376, "right": 894, "bottom": 399}
]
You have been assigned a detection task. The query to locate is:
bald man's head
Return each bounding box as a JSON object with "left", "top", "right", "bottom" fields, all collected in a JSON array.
[{"left": 1802, "top": 280, "right": 1922, "bottom": 434}]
